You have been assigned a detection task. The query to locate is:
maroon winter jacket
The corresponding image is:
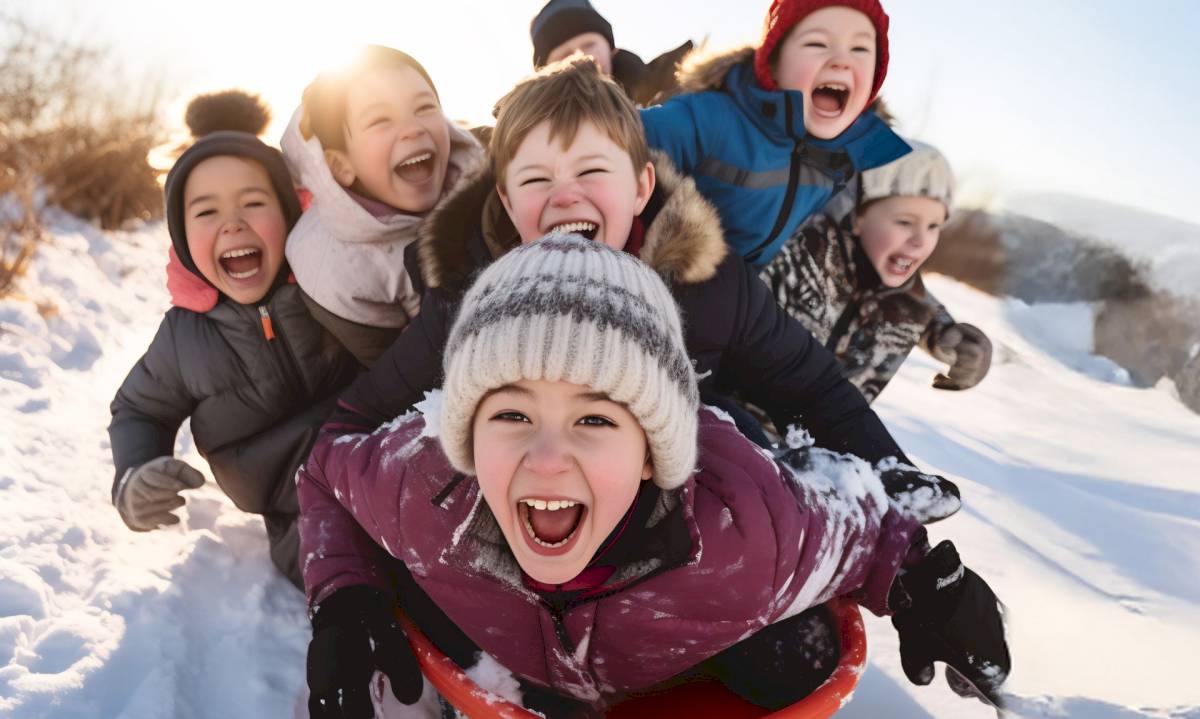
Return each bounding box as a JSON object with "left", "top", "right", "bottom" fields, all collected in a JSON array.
[{"left": 297, "top": 406, "right": 921, "bottom": 705}]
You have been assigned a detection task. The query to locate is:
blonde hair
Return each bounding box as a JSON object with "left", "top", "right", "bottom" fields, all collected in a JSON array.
[{"left": 490, "top": 56, "right": 650, "bottom": 184}]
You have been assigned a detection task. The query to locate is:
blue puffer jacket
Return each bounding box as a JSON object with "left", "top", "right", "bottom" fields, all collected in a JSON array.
[{"left": 642, "top": 47, "right": 910, "bottom": 268}]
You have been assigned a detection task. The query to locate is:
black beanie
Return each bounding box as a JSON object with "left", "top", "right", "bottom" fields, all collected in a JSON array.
[
  {"left": 164, "top": 131, "right": 302, "bottom": 279},
  {"left": 530, "top": 0, "right": 614, "bottom": 68}
]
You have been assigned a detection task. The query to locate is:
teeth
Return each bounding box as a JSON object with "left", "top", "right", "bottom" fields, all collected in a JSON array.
[
  {"left": 220, "top": 248, "right": 260, "bottom": 259},
  {"left": 550, "top": 222, "right": 598, "bottom": 235},
  {"left": 398, "top": 152, "right": 432, "bottom": 167},
  {"left": 227, "top": 268, "right": 260, "bottom": 279},
  {"left": 521, "top": 498, "right": 578, "bottom": 511},
  {"left": 817, "top": 83, "right": 848, "bottom": 92},
  {"left": 521, "top": 511, "right": 576, "bottom": 548}
]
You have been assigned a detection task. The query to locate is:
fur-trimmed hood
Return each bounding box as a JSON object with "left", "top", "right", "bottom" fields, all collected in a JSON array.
[
  {"left": 674, "top": 45, "right": 756, "bottom": 95},
  {"left": 418, "top": 150, "right": 727, "bottom": 297}
]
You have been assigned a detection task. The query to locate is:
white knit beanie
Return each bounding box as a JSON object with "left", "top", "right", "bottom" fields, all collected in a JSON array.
[
  {"left": 860, "top": 140, "right": 955, "bottom": 213},
  {"left": 440, "top": 233, "right": 699, "bottom": 490}
]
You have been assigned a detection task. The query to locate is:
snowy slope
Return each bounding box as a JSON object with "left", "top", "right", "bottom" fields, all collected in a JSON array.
[{"left": 2, "top": 219, "right": 1199, "bottom": 718}]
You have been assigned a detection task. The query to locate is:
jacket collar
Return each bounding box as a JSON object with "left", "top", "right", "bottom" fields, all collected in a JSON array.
[
  {"left": 419, "top": 150, "right": 728, "bottom": 297},
  {"left": 676, "top": 45, "right": 910, "bottom": 173}
]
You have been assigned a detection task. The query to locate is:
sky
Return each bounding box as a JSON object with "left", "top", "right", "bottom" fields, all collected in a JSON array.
[{"left": 12, "top": 0, "right": 1200, "bottom": 225}]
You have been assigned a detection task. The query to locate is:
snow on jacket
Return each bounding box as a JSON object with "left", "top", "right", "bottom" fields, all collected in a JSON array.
[
  {"left": 611, "top": 41, "right": 694, "bottom": 107},
  {"left": 640, "top": 46, "right": 910, "bottom": 268},
  {"left": 297, "top": 405, "right": 921, "bottom": 704},
  {"left": 329, "top": 152, "right": 913, "bottom": 467},
  {"left": 280, "top": 106, "right": 485, "bottom": 329},
  {"left": 108, "top": 247, "right": 358, "bottom": 517},
  {"left": 760, "top": 212, "right": 941, "bottom": 402}
]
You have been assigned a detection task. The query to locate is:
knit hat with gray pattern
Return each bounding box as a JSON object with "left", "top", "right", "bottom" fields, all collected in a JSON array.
[
  {"left": 860, "top": 140, "right": 955, "bottom": 214},
  {"left": 440, "top": 233, "right": 699, "bottom": 490}
]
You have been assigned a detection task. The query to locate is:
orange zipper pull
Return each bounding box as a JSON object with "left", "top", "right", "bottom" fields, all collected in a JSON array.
[{"left": 258, "top": 306, "right": 276, "bottom": 341}]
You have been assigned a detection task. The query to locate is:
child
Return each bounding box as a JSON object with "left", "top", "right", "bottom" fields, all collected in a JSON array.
[
  {"left": 281, "top": 45, "right": 485, "bottom": 366},
  {"left": 763, "top": 141, "right": 993, "bottom": 401},
  {"left": 297, "top": 235, "right": 1011, "bottom": 716},
  {"left": 530, "top": 0, "right": 694, "bottom": 106},
  {"left": 329, "top": 58, "right": 961, "bottom": 520},
  {"left": 107, "top": 92, "right": 358, "bottom": 590},
  {"left": 642, "top": 0, "right": 989, "bottom": 394}
]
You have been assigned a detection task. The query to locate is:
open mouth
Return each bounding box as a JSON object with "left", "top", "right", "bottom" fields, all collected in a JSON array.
[
  {"left": 811, "top": 82, "right": 850, "bottom": 117},
  {"left": 548, "top": 221, "right": 599, "bottom": 241},
  {"left": 519, "top": 497, "right": 586, "bottom": 553},
  {"left": 219, "top": 247, "right": 263, "bottom": 280},
  {"left": 394, "top": 151, "right": 435, "bottom": 184},
  {"left": 886, "top": 254, "right": 917, "bottom": 276}
]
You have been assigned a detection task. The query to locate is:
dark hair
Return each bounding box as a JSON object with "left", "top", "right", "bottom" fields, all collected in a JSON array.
[{"left": 300, "top": 45, "right": 439, "bottom": 151}]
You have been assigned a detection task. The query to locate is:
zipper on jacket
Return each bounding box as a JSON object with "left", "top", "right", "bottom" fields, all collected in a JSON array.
[
  {"left": 747, "top": 94, "right": 803, "bottom": 266},
  {"left": 257, "top": 301, "right": 305, "bottom": 395}
]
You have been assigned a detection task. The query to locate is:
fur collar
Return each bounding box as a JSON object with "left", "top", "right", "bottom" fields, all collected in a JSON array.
[
  {"left": 419, "top": 150, "right": 727, "bottom": 296},
  {"left": 674, "top": 45, "right": 756, "bottom": 95}
]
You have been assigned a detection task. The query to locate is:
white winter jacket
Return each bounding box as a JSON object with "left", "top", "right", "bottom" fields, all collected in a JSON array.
[{"left": 281, "top": 107, "right": 484, "bottom": 328}]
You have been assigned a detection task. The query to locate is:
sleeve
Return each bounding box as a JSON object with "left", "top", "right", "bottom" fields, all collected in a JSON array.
[
  {"left": 107, "top": 315, "right": 196, "bottom": 501},
  {"left": 640, "top": 97, "right": 704, "bottom": 176},
  {"left": 919, "top": 294, "right": 956, "bottom": 355},
  {"left": 760, "top": 442, "right": 926, "bottom": 618},
  {"left": 712, "top": 257, "right": 913, "bottom": 465},
  {"left": 326, "top": 289, "right": 454, "bottom": 432},
  {"left": 295, "top": 416, "right": 433, "bottom": 605}
]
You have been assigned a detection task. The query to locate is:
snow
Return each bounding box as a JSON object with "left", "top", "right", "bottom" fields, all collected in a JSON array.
[{"left": 2, "top": 216, "right": 1198, "bottom": 718}]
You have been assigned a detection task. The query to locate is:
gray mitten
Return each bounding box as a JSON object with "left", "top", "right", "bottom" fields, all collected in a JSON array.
[
  {"left": 928, "top": 323, "right": 992, "bottom": 391},
  {"left": 114, "top": 456, "right": 205, "bottom": 531}
]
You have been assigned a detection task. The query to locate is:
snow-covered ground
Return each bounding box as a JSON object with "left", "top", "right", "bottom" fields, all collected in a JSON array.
[{"left": 2, "top": 216, "right": 1198, "bottom": 718}]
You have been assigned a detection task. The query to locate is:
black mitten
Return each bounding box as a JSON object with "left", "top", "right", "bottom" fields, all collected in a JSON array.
[
  {"left": 891, "top": 541, "right": 1011, "bottom": 708},
  {"left": 877, "top": 460, "right": 961, "bottom": 524},
  {"left": 307, "top": 585, "right": 423, "bottom": 718}
]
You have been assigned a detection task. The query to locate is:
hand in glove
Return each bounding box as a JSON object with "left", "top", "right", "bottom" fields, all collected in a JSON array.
[
  {"left": 927, "top": 322, "right": 992, "bottom": 391},
  {"left": 113, "top": 456, "right": 205, "bottom": 531},
  {"left": 308, "top": 585, "right": 423, "bottom": 718},
  {"left": 891, "top": 540, "right": 1011, "bottom": 708},
  {"left": 876, "top": 459, "right": 961, "bottom": 524}
]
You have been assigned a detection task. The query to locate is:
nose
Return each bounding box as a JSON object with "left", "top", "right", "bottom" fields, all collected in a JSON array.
[
  {"left": 908, "top": 225, "right": 936, "bottom": 249},
  {"left": 398, "top": 116, "right": 426, "bottom": 141},
  {"left": 220, "top": 217, "right": 246, "bottom": 235},
  {"left": 521, "top": 429, "right": 573, "bottom": 477},
  {"left": 548, "top": 181, "right": 582, "bottom": 208}
]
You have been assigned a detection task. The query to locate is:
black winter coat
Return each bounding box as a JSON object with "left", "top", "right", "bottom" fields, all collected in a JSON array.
[
  {"left": 109, "top": 281, "right": 358, "bottom": 517},
  {"left": 330, "top": 154, "right": 910, "bottom": 466}
]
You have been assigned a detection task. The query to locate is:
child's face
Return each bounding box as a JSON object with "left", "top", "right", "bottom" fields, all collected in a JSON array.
[
  {"left": 182, "top": 155, "right": 287, "bottom": 304},
  {"left": 773, "top": 6, "right": 876, "bottom": 140},
  {"left": 331, "top": 65, "right": 451, "bottom": 213},
  {"left": 854, "top": 196, "right": 946, "bottom": 287},
  {"left": 546, "top": 32, "right": 614, "bottom": 76},
  {"left": 472, "top": 379, "right": 653, "bottom": 585},
  {"left": 499, "top": 120, "right": 654, "bottom": 251}
]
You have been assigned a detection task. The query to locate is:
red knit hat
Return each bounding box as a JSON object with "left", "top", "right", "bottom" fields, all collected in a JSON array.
[{"left": 754, "top": 0, "right": 890, "bottom": 105}]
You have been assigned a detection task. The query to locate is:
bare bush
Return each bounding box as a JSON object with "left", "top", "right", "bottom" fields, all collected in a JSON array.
[
  {"left": 0, "top": 180, "right": 48, "bottom": 298},
  {"left": 0, "top": 13, "right": 164, "bottom": 231}
]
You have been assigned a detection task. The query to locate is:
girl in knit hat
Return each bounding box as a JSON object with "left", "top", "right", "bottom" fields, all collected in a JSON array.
[
  {"left": 281, "top": 45, "right": 484, "bottom": 366},
  {"left": 108, "top": 91, "right": 358, "bottom": 590},
  {"left": 762, "top": 140, "right": 993, "bottom": 401},
  {"left": 296, "top": 233, "right": 1010, "bottom": 717}
]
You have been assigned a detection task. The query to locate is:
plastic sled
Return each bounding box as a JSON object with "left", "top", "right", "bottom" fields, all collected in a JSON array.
[{"left": 398, "top": 597, "right": 866, "bottom": 718}]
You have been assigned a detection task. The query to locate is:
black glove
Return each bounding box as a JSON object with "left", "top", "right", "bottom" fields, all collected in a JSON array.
[
  {"left": 928, "top": 322, "right": 993, "bottom": 391},
  {"left": 891, "top": 541, "right": 1011, "bottom": 708},
  {"left": 877, "top": 460, "right": 961, "bottom": 524},
  {"left": 307, "top": 585, "right": 423, "bottom": 718}
]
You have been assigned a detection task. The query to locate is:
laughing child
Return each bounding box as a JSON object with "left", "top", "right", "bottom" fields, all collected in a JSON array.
[
  {"left": 108, "top": 92, "right": 358, "bottom": 589},
  {"left": 641, "top": 0, "right": 989, "bottom": 391},
  {"left": 764, "top": 141, "right": 992, "bottom": 400},
  {"left": 297, "top": 235, "right": 1011, "bottom": 716},
  {"left": 329, "top": 58, "right": 962, "bottom": 509},
  {"left": 282, "top": 45, "right": 484, "bottom": 366}
]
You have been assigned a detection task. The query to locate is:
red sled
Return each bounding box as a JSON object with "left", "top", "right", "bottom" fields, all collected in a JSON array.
[{"left": 399, "top": 597, "right": 867, "bottom": 718}]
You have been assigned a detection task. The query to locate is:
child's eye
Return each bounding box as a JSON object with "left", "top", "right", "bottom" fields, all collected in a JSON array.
[
  {"left": 244, "top": 201, "right": 265, "bottom": 208},
  {"left": 579, "top": 168, "right": 608, "bottom": 177},
  {"left": 895, "top": 219, "right": 912, "bottom": 227},
  {"left": 852, "top": 45, "right": 872, "bottom": 53},
  {"left": 578, "top": 415, "right": 616, "bottom": 428},
  {"left": 416, "top": 103, "right": 438, "bottom": 115},
  {"left": 367, "top": 117, "right": 390, "bottom": 129},
  {"left": 804, "top": 42, "right": 827, "bottom": 49},
  {"left": 193, "top": 209, "right": 216, "bottom": 218},
  {"left": 519, "top": 176, "right": 549, "bottom": 187},
  {"left": 492, "top": 411, "right": 530, "bottom": 423}
]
